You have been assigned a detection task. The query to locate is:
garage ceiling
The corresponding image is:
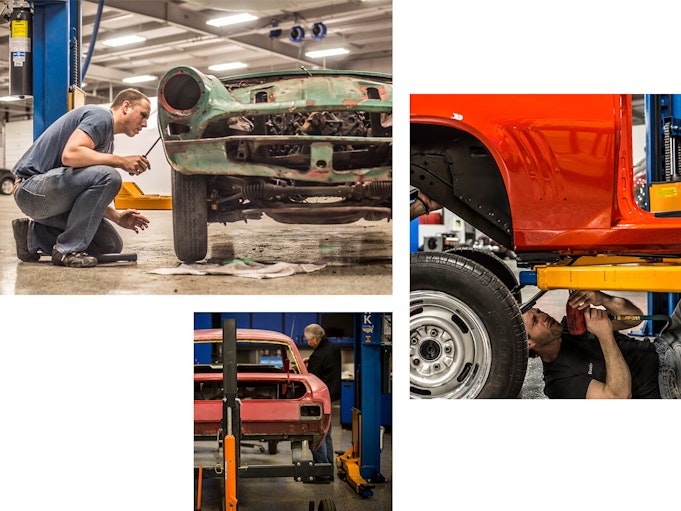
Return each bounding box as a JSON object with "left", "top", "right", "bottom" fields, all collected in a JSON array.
[{"left": 0, "top": 0, "right": 393, "bottom": 121}]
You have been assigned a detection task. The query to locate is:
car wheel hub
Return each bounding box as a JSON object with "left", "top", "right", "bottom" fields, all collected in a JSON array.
[{"left": 410, "top": 290, "right": 492, "bottom": 398}]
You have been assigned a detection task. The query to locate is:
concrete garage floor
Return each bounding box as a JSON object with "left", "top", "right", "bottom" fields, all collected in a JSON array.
[
  {"left": 194, "top": 404, "right": 392, "bottom": 511},
  {"left": 0, "top": 195, "right": 391, "bottom": 295},
  {"left": 511, "top": 259, "right": 649, "bottom": 399}
]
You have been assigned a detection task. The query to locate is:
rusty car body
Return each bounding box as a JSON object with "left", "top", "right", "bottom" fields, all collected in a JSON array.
[
  {"left": 194, "top": 328, "right": 332, "bottom": 450},
  {"left": 158, "top": 66, "right": 392, "bottom": 262}
]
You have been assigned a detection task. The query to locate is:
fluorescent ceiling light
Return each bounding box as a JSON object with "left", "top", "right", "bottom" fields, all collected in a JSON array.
[
  {"left": 206, "top": 13, "right": 257, "bottom": 27},
  {"left": 123, "top": 75, "right": 157, "bottom": 84},
  {"left": 0, "top": 96, "right": 22, "bottom": 102},
  {"left": 208, "top": 62, "right": 248, "bottom": 72},
  {"left": 305, "top": 48, "right": 350, "bottom": 58},
  {"left": 102, "top": 35, "right": 146, "bottom": 47}
]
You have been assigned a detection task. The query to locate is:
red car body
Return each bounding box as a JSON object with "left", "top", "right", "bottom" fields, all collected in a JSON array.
[
  {"left": 410, "top": 94, "right": 681, "bottom": 256},
  {"left": 194, "top": 328, "right": 331, "bottom": 449}
]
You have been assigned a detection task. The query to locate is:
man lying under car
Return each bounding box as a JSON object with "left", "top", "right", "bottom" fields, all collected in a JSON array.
[{"left": 522, "top": 290, "right": 681, "bottom": 399}]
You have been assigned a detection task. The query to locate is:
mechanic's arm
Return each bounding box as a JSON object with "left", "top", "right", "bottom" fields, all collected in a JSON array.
[
  {"left": 584, "top": 308, "right": 632, "bottom": 399},
  {"left": 61, "top": 129, "right": 149, "bottom": 175},
  {"left": 410, "top": 192, "right": 441, "bottom": 220},
  {"left": 104, "top": 207, "right": 149, "bottom": 233},
  {"left": 568, "top": 290, "right": 643, "bottom": 331}
]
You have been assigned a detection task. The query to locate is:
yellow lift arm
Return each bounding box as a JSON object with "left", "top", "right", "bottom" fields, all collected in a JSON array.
[{"left": 525, "top": 256, "right": 681, "bottom": 293}]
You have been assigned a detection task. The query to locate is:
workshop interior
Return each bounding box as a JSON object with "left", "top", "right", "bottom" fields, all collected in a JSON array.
[
  {"left": 193, "top": 312, "right": 392, "bottom": 511},
  {"left": 4, "top": 2, "right": 681, "bottom": 511},
  {"left": 0, "top": 0, "right": 393, "bottom": 295}
]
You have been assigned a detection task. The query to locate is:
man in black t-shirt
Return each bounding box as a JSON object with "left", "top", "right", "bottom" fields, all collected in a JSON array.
[
  {"left": 304, "top": 323, "right": 341, "bottom": 481},
  {"left": 522, "top": 290, "right": 679, "bottom": 399}
]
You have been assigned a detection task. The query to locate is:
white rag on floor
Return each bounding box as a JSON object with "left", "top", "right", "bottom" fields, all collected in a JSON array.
[{"left": 149, "top": 259, "right": 326, "bottom": 279}]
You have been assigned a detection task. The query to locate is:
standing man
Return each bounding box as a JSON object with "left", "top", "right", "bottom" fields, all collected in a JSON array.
[
  {"left": 11, "top": 88, "right": 152, "bottom": 268},
  {"left": 304, "top": 323, "right": 341, "bottom": 481}
]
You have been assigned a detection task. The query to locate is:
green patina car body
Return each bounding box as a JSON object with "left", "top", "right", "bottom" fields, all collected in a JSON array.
[{"left": 157, "top": 66, "right": 392, "bottom": 262}]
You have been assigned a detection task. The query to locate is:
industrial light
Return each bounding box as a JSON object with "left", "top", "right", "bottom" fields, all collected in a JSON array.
[
  {"left": 311, "top": 22, "right": 327, "bottom": 40},
  {"left": 206, "top": 13, "right": 257, "bottom": 27},
  {"left": 102, "top": 35, "right": 146, "bottom": 47},
  {"left": 0, "top": 96, "right": 22, "bottom": 102},
  {"left": 289, "top": 25, "right": 305, "bottom": 43},
  {"left": 305, "top": 48, "right": 349, "bottom": 58},
  {"left": 123, "top": 75, "right": 158, "bottom": 84},
  {"left": 208, "top": 62, "right": 248, "bottom": 72}
]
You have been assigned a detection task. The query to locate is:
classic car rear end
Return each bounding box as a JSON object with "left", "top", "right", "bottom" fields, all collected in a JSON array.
[
  {"left": 158, "top": 67, "right": 393, "bottom": 262},
  {"left": 194, "top": 328, "right": 331, "bottom": 449}
]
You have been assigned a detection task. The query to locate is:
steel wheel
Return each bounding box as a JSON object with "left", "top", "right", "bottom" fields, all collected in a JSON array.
[
  {"left": 1, "top": 177, "right": 13, "bottom": 195},
  {"left": 410, "top": 290, "right": 491, "bottom": 399},
  {"left": 410, "top": 252, "right": 527, "bottom": 399}
]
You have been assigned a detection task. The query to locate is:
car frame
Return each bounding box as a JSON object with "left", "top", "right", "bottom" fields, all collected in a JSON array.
[
  {"left": 158, "top": 66, "right": 393, "bottom": 262},
  {"left": 194, "top": 328, "right": 332, "bottom": 450}
]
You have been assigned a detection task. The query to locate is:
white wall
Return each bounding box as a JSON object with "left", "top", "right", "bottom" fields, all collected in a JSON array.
[
  {"left": 112, "top": 97, "right": 172, "bottom": 196},
  {"left": 3, "top": 119, "right": 33, "bottom": 170}
]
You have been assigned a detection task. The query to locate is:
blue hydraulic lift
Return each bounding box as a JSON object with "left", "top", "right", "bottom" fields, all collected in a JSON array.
[
  {"left": 336, "top": 312, "right": 389, "bottom": 497},
  {"left": 29, "top": 0, "right": 81, "bottom": 140},
  {"left": 644, "top": 95, "right": 681, "bottom": 334}
]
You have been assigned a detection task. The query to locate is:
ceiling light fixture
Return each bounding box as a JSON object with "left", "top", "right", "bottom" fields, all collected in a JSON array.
[
  {"left": 289, "top": 25, "right": 305, "bottom": 43},
  {"left": 206, "top": 13, "right": 257, "bottom": 27},
  {"left": 102, "top": 35, "right": 146, "bottom": 48},
  {"left": 123, "top": 75, "right": 158, "bottom": 84},
  {"left": 208, "top": 62, "right": 248, "bottom": 72},
  {"left": 305, "top": 48, "right": 349, "bottom": 58},
  {"left": 311, "top": 22, "right": 327, "bottom": 40},
  {"left": 0, "top": 96, "right": 22, "bottom": 102}
]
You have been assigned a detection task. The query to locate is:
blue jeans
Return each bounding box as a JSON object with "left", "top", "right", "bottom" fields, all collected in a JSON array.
[
  {"left": 655, "top": 299, "right": 681, "bottom": 398},
  {"left": 14, "top": 165, "right": 122, "bottom": 254},
  {"left": 312, "top": 421, "right": 335, "bottom": 469}
]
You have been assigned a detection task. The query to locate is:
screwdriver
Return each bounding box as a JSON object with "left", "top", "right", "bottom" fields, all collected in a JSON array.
[
  {"left": 128, "top": 136, "right": 161, "bottom": 176},
  {"left": 610, "top": 314, "right": 670, "bottom": 322}
]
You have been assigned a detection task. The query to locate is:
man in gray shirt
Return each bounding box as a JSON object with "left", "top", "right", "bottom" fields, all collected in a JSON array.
[{"left": 11, "top": 88, "right": 152, "bottom": 267}]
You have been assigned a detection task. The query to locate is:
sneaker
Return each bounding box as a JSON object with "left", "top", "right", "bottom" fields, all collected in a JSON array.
[
  {"left": 11, "top": 218, "right": 40, "bottom": 262},
  {"left": 51, "top": 246, "right": 97, "bottom": 268}
]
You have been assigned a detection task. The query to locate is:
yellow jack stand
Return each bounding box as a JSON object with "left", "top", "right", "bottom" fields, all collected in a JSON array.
[
  {"left": 114, "top": 182, "right": 172, "bottom": 210},
  {"left": 336, "top": 409, "right": 375, "bottom": 498}
]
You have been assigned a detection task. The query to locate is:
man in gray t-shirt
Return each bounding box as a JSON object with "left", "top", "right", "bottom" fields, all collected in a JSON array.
[{"left": 11, "top": 88, "right": 152, "bottom": 267}]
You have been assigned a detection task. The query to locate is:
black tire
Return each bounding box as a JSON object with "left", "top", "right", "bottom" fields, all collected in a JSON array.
[
  {"left": 410, "top": 252, "right": 528, "bottom": 399},
  {"left": 318, "top": 498, "right": 337, "bottom": 511},
  {"left": 171, "top": 171, "right": 207, "bottom": 262},
  {"left": 267, "top": 440, "right": 278, "bottom": 454},
  {"left": 444, "top": 247, "right": 522, "bottom": 302}
]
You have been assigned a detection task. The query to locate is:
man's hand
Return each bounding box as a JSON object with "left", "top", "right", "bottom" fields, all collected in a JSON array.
[
  {"left": 120, "top": 155, "right": 151, "bottom": 176},
  {"left": 116, "top": 209, "right": 150, "bottom": 233},
  {"left": 569, "top": 289, "right": 643, "bottom": 330},
  {"left": 568, "top": 290, "right": 603, "bottom": 310},
  {"left": 584, "top": 308, "right": 612, "bottom": 338},
  {"left": 410, "top": 192, "right": 441, "bottom": 220}
]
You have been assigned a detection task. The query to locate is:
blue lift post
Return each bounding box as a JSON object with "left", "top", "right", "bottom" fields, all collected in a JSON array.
[
  {"left": 31, "top": 0, "right": 80, "bottom": 140},
  {"left": 644, "top": 95, "right": 681, "bottom": 335},
  {"left": 357, "top": 312, "right": 387, "bottom": 484}
]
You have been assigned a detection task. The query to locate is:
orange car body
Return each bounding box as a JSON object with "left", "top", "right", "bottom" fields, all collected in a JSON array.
[{"left": 411, "top": 94, "right": 681, "bottom": 255}]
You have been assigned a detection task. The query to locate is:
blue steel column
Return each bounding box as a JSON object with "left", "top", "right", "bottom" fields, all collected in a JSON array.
[
  {"left": 358, "top": 312, "right": 385, "bottom": 482},
  {"left": 32, "top": 0, "right": 80, "bottom": 139},
  {"left": 644, "top": 95, "right": 681, "bottom": 334}
]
